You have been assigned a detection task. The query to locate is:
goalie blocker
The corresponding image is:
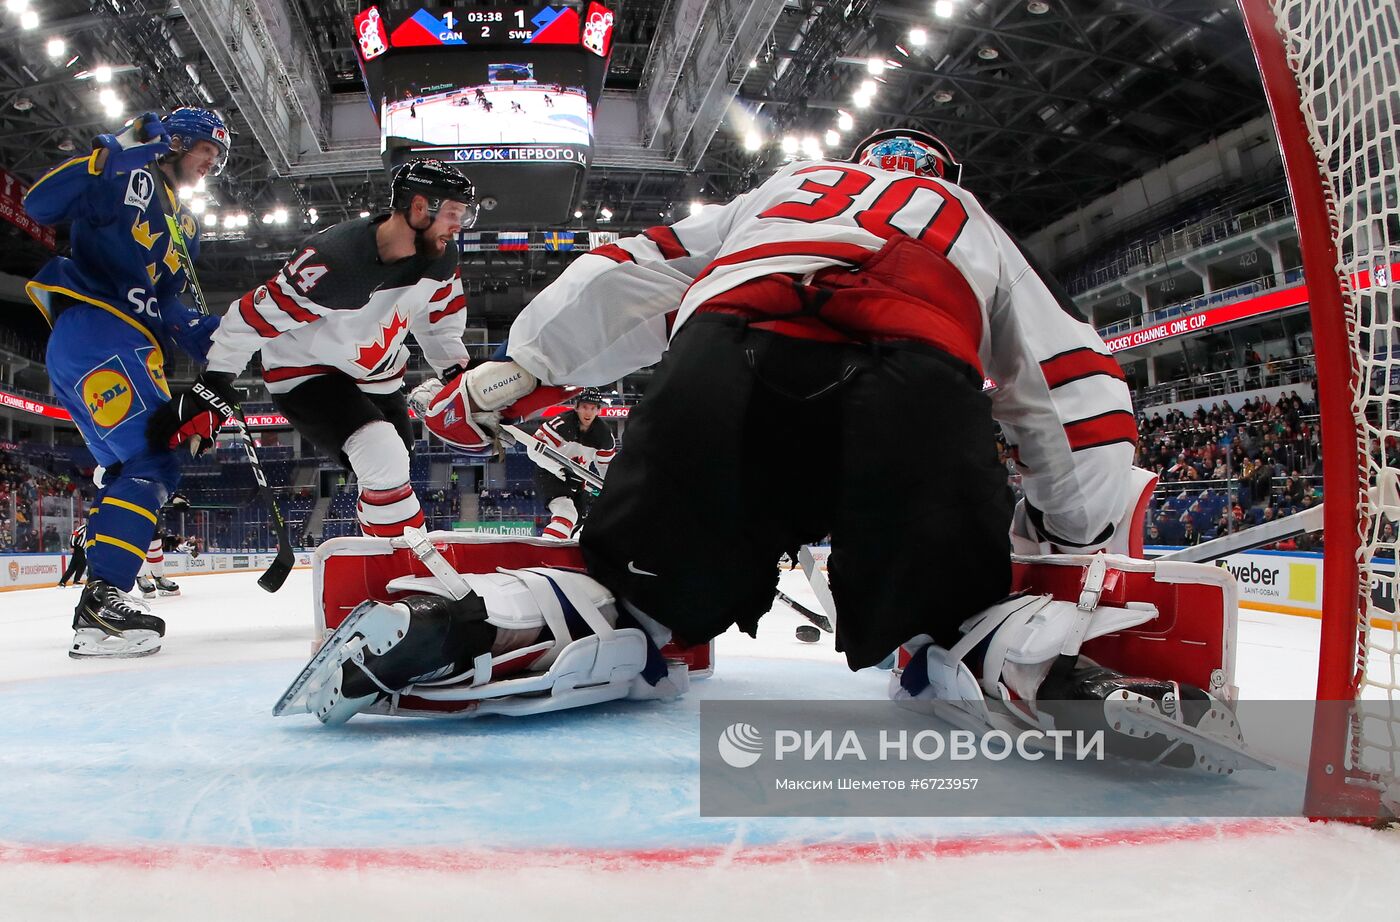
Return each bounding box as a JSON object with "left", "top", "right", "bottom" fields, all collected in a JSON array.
[{"left": 274, "top": 531, "right": 712, "bottom": 723}]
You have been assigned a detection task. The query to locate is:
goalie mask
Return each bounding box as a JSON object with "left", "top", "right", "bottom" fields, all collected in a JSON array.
[{"left": 849, "top": 128, "right": 961, "bottom": 184}]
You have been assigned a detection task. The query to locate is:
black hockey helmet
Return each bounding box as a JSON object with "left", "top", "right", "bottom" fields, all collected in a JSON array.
[
  {"left": 390, "top": 159, "right": 479, "bottom": 227},
  {"left": 849, "top": 128, "right": 962, "bottom": 184},
  {"left": 574, "top": 387, "right": 607, "bottom": 407}
]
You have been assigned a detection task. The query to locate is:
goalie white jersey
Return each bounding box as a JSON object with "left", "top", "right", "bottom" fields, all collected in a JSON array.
[
  {"left": 509, "top": 158, "right": 1135, "bottom": 549},
  {"left": 206, "top": 215, "right": 471, "bottom": 394}
]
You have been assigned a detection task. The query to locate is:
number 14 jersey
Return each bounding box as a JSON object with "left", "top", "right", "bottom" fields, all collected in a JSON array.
[{"left": 205, "top": 215, "right": 470, "bottom": 394}]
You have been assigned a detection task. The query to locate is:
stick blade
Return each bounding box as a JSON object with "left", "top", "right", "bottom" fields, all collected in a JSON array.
[{"left": 257, "top": 550, "right": 294, "bottom": 593}]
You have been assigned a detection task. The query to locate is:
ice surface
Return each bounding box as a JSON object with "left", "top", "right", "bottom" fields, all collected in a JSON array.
[{"left": 1, "top": 567, "right": 1397, "bottom": 920}]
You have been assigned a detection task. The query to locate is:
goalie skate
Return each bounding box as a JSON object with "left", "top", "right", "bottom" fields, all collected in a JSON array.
[
  {"left": 272, "top": 599, "right": 410, "bottom": 723},
  {"left": 1103, "top": 690, "right": 1274, "bottom": 774}
]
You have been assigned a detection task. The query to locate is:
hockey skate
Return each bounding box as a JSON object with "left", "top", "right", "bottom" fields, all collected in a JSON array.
[
  {"left": 152, "top": 576, "right": 180, "bottom": 597},
  {"left": 135, "top": 575, "right": 157, "bottom": 598},
  {"left": 274, "top": 598, "right": 414, "bottom": 724},
  {"left": 70, "top": 580, "right": 166, "bottom": 659}
]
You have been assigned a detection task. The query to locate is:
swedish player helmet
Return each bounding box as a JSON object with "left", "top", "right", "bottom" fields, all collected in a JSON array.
[
  {"left": 849, "top": 128, "right": 961, "bottom": 184},
  {"left": 390, "top": 160, "right": 479, "bottom": 227},
  {"left": 574, "top": 388, "right": 607, "bottom": 407},
  {"left": 162, "top": 108, "right": 231, "bottom": 176}
]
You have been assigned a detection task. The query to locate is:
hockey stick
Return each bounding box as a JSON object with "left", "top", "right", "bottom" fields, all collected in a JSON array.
[
  {"left": 500, "top": 423, "right": 605, "bottom": 493},
  {"left": 155, "top": 176, "right": 295, "bottom": 592},
  {"left": 774, "top": 589, "right": 833, "bottom": 633}
]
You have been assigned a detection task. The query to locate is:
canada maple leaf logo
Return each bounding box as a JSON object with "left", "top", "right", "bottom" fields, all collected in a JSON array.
[{"left": 355, "top": 311, "right": 409, "bottom": 371}]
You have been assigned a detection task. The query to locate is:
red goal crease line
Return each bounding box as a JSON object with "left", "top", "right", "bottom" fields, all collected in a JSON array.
[{"left": 0, "top": 820, "right": 1303, "bottom": 873}]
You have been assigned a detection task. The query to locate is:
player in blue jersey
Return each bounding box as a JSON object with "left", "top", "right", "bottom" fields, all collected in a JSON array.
[{"left": 23, "top": 107, "right": 232, "bottom": 658}]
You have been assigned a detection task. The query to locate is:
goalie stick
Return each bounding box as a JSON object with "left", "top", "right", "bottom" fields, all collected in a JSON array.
[
  {"left": 501, "top": 423, "right": 605, "bottom": 493},
  {"left": 149, "top": 155, "right": 294, "bottom": 592}
]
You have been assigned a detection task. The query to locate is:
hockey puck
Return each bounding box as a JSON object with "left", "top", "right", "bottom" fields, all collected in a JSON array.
[{"left": 795, "top": 624, "right": 821, "bottom": 643}]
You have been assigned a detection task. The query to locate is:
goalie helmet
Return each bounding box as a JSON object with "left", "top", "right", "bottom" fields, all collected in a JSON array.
[
  {"left": 162, "top": 108, "right": 230, "bottom": 176},
  {"left": 390, "top": 159, "right": 479, "bottom": 227},
  {"left": 849, "top": 128, "right": 961, "bottom": 184}
]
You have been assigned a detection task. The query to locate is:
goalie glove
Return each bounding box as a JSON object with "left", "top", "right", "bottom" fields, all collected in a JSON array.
[
  {"left": 94, "top": 112, "right": 172, "bottom": 176},
  {"left": 412, "top": 361, "right": 576, "bottom": 457},
  {"left": 1011, "top": 467, "right": 1158, "bottom": 558},
  {"left": 146, "top": 371, "right": 240, "bottom": 457}
]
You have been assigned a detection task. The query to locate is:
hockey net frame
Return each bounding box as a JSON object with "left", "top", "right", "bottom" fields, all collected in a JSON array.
[{"left": 1239, "top": 0, "right": 1399, "bottom": 818}]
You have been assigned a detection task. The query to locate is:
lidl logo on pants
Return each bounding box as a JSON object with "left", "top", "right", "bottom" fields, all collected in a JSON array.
[{"left": 74, "top": 356, "right": 146, "bottom": 434}]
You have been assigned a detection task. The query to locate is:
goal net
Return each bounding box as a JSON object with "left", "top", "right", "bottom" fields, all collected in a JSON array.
[{"left": 1239, "top": 0, "right": 1400, "bottom": 818}]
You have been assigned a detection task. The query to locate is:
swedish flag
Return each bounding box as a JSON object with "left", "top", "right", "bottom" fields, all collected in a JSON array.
[{"left": 543, "top": 231, "right": 575, "bottom": 252}]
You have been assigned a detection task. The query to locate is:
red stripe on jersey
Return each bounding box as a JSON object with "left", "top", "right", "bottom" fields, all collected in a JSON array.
[
  {"left": 591, "top": 244, "right": 635, "bottom": 264},
  {"left": 429, "top": 294, "right": 467, "bottom": 323},
  {"left": 1040, "top": 348, "right": 1125, "bottom": 390},
  {"left": 540, "top": 426, "right": 563, "bottom": 446},
  {"left": 360, "top": 510, "right": 426, "bottom": 537},
  {"left": 692, "top": 241, "right": 873, "bottom": 285},
  {"left": 428, "top": 282, "right": 454, "bottom": 304},
  {"left": 263, "top": 364, "right": 336, "bottom": 383},
  {"left": 1064, "top": 411, "right": 1138, "bottom": 451},
  {"left": 267, "top": 278, "right": 319, "bottom": 324},
  {"left": 359, "top": 483, "right": 414, "bottom": 506},
  {"left": 238, "top": 291, "right": 279, "bottom": 338},
  {"left": 643, "top": 226, "right": 689, "bottom": 260}
]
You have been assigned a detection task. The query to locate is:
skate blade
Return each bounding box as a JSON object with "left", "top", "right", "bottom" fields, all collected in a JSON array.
[
  {"left": 69, "top": 628, "right": 162, "bottom": 659},
  {"left": 272, "top": 600, "right": 407, "bottom": 717},
  {"left": 1105, "top": 695, "right": 1275, "bottom": 773},
  {"left": 157, "top": 590, "right": 181, "bottom": 597}
]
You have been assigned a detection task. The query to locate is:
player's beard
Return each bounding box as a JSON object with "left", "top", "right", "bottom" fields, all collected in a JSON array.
[{"left": 414, "top": 224, "right": 447, "bottom": 258}]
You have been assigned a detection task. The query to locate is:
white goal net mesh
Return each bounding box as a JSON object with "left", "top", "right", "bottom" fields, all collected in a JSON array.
[{"left": 1261, "top": 0, "right": 1400, "bottom": 802}]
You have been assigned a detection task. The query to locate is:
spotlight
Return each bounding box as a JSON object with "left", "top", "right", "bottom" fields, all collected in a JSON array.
[
  {"left": 825, "top": 129, "right": 840, "bottom": 147},
  {"left": 744, "top": 130, "right": 762, "bottom": 152},
  {"left": 94, "top": 65, "right": 113, "bottom": 84},
  {"left": 909, "top": 28, "right": 928, "bottom": 47},
  {"left": 866, "top": 57, "right": 885, "bottom": 75},
  {"left": 837, "top": 111, "right": 854, "bottom": 132},
  {"left": 935, "top": 1, "right": 955, "bottom": 19},
  {"left": 46, "top": 38, "right": 66, "bottom": 59}
]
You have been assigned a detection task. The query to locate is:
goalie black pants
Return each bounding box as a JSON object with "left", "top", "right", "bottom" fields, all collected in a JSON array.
[{"left": 581, "top": 314, "right": 1014, "bottom": 671}]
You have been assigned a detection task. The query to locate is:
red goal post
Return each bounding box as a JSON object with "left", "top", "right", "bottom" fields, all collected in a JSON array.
[{"left": 1239, "top": 0, "right": 1399, "bottom": 819}]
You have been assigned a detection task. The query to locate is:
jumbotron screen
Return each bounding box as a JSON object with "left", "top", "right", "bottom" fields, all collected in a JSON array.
[{"left": 354, "top": 4, "right": 613, "bottom": 227}]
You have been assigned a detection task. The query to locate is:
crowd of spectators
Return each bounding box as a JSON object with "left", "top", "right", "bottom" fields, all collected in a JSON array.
[
  {"left": 0, "top": 450, "right": 93, "bottom": 552},
  {"left": 477, "top": 485, "right": 539, "bottom": 519},
  {"left": 1137, "top": 391, "right": 1323, "bottom": 548}
]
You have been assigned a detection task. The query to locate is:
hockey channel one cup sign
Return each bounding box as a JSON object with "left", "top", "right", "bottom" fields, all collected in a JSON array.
[{"left": 698, "top": 700, "right": 1385, "bottom": 817}]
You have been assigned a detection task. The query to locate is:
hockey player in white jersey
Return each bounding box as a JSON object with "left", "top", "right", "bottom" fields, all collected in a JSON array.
[
  {"left": 150, "top": 160, "right": 479, "bottom": 538},
  {"left": 529, "top": 388, "right": 616, "bottom": 540},
  {"left": 276, "top": 130, "right": 1254, "bottom": 768}
]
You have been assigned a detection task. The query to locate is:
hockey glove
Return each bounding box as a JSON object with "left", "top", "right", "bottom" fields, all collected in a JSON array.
[
  {"left": 94, "top": 112, "right": 172, "bottom": 176},
  {"left": 412, "top": 361, "right": 576, "bottom": 456},
  {"left": 146, "top": 371, "right": 240, "bottom": 456}
]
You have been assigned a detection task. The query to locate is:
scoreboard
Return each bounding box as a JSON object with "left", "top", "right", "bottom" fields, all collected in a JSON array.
[
  {"left": 356, "top": 4, "right": 615, "bottom": 56},
  {"left": 353, "top": 3, "right": 615, "bottom": 227}
]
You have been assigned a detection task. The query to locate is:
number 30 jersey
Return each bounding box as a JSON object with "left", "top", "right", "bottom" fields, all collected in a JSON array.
[
  {"left": 508, "top": 157, "right": 1136, "bottom": 551},
  {"left": 205, "top": 215, "right": 470, "bottom": 394}
]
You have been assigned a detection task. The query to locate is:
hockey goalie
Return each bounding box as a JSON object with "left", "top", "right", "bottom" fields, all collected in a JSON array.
[{"left": 275, "top": 127, "right": 1266, "bottom": 772}]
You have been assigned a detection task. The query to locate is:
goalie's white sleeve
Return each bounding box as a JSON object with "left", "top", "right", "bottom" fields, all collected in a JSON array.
[
  {"left": 206, "top": 217, "right": 471, "bottom": 394},
  {"left": 977, "top": 212, "right": 1135, "bottom": 550},
  {"left": 509, "top": 160, "right": 1133, "bottom": 545}
]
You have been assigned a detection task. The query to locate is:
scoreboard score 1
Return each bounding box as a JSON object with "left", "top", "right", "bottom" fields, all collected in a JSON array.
[{"left": 356, "top": 4, "right": 615, "bottom": 57}]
